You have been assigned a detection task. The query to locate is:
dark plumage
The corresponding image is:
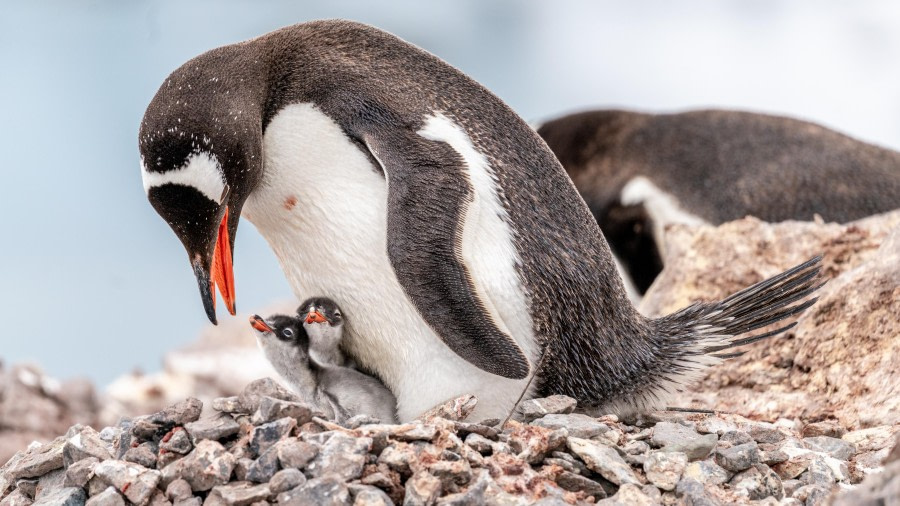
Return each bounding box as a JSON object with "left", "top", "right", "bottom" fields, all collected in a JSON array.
[{"left": 537, "top": 109, "right": 900, "bottom": 292}]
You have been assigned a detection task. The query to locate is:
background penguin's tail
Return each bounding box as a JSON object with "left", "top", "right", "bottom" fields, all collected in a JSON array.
[{"left": 643, "top": 255, "right": 824, "bottom": 403}]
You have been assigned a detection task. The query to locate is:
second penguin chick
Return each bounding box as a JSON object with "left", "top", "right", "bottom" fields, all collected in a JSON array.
[
  {"left": 299, "top": 297, "right": 351, "bottom": 367},
  {"left": 249, "top": 313, "right": 398, "bottom": 424}
]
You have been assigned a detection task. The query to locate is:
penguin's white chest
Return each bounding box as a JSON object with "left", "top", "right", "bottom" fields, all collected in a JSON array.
[{"left": 243, "top": 103, "right": 538, "bottom": 421}]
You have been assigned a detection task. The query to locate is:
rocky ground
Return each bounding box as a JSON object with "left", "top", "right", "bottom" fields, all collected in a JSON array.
[
  {"left": 2, "top": 210, "right": 899, "bottom": 505},
  {"left": 1, "top": 381, "right": 899, "bottom": 506}
]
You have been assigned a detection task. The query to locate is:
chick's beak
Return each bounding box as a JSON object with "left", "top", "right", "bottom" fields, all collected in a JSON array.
[
  {"left": 306, "top": 310, "right": 329, "bottom": 324},
  {"left": 249, "top": 315, "right": 272, "bottom": 333}
]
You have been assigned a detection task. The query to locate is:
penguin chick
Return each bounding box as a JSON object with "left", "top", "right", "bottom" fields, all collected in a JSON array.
[
  {"left": 298, "top": 297, "right": 349, "bottom": 367},
  {"left": 249, "top": 313, "right": 397, "bottom": 423}
]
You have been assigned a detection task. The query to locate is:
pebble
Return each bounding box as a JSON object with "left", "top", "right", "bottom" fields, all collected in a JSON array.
[
  {"left": 237, "top": 379, "right": 300, "bottom": 415},
  {"left": 31, "top": 487, "right": 86, "bottom": 506},
  {"left": 63, "top": 427, "right": 112, "bottom": 466},
  {"left": 682, "top": 460, "right": 730, "bottom": 486},
  {"left": 650, "top": 422, "right": 703, "bottom": 449},
  {"left": 63, "top": 457, "right": 98, "bottom": 489},
  {"left": 207, "top": 482, "right": 271, "bottom": 506},
  {"left": 249, "top": 418, "right": 297, "bottom": 457},
  {"left": 675, "top": 478, "right": 723, "bottom": 506},
  {"left": 661, "top": 433, "right": 718, "bottom": 461},
  {"left": 131, "top": 398, "right": 203, "bottom": 440},
  {"left": 803, "top": 436, "right": 855, "bottom": 461},
  {"left": 85, "top": 486, "right": 124, "bottom": 506},
  {"left": 268, "top": 469, "right": 305, "bottom": 494},
  {"left": 516, "top": 395, "right": 577, "bottom": 422},
  {"left": 566, "top": 437, "right": 639, "bottom": 486},
  {"left": 802, "top": 421, "right": 846, "bottom": 438},
  {"left": 729, "top": 463, "right": 783, "bottom": 500},
  {"left": 253, "top": 397, "right": 314, "bottom": 426},
  {"left": 403, "top": 471, "right": 441, "bottom": 506},
  {"left": 160, "top": 440, "right": 235, "bottom": 492},
  {"left": 643, "top": 451, "right": 686, "bottom": 491},
  {"left": 123, "top": 445, "right": 157, "bottom": 469},
  {"left": 245, "top": 447, "right": 279, "bottom": 483},
  {"left": 715, "top": 442, "right": 760, "bottom": 472},
  {"left": 93, "top": 460, "right": 161, "bottom": 505},
  {"left": 184, "top": 415, "right": 241, "bottom": 445},
  {"left": 531, "top": 414, "right": 609, "bottom": 439},
  {"left": 160, "top": 429, "right": 192, "bottom": 455},
  {"left": 277, "top": 475, "right": 350, "bottom": 506},
  {"left": 275, "top": 440, "right": 318, "bottom": 470},
  {"left": 304, "top": 432, "right": 372, "bottom": 481}
]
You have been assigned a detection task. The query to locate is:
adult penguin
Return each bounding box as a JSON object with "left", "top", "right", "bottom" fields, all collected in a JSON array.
[{"left": 139, "top": 21, "right": 822, "bottom": 422}]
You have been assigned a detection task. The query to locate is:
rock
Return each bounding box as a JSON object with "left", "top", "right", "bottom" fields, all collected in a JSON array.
[
  {"left": 245, "top": 446, "right": 279, "bottom": 483},
  {"left": 842, "top": 425, "right": 900, "bottom": 453},
  {"left": 183, "top": 415, "right": 240, "bottom": 447},
  {"left": 516, "top": 396, "right": 577, "bottom": 422},
  {"left": 147, "top": 491, "right": 170, "bottom": 506},
  {"left": 675, "top": 478, "right": 724, "bottom": 506},
  {"left": 276, "top": 440, "right": 318, "bottom": 470},
  {"left": 211, "top": 397, "right": 245, "bottom": 414},
  {"left": 566, "top": 437, "right": 639, "bottom": 486},
  {"left": 682, "top": 460, "right": 729, "bottom": 486},
  {"left": 357, "top": 424, "right": 436, "bottom": 443},
  {"left": 249, "top": 418, "right": 296, "bottom": 457},
  {"left": 463, "top": 434, "right": 492, "bottom": 455},
  {"left": 748, "top": 424, "right": 785, "bottom": 444},
  {"left": 1, "top": 489, "right": 34, "bottom": 506},
  {"left": 643, "top": 451, "right": 687, "bottom": 491},
  {"left": 253, "top": 397, "right": 314, "bottom": 425},
  {"left": 305, "top": 432, "right": 372, "bottom": 481},
  {"left": 416, "top": 395, "right": 478, "bottom": 423},
  {"left": 596, "top": 483, "right": 654, "bottom": 506},
  {"left": 803, "top": 457, "right": 835, "bottom": 486},
  {"left": 34, "top": 470, "right": 65, "bottom": 501},
  {"left": 791, "top": 484, "right": 832, "bottom": 505},
  {"left": 277, "top": 475, "right": 350, "bottom": 506},
  {"left": 269, "top": 469, "right": 305, "bottom": 494},
  {"left": 553, "top": 470, "right": 607, "bottom": 500},
  {"left": 7, "top": 438, "right": 65, "bottom": 480},
  {"left": 237, "top": 379, "right": 299, "bottom": 415},
  {"left": 773, "top": 455, "right": 812, "bottom": 480},
  {"left": 830, "top": 459, "right": 900, "bottom": 506},
  {"left": 123, "top": 445, "right": 158, "bottom": 469},
  {"left": 531, "top": 414, "right": 609, "bottom": 439},
  {"left": 208, "top": 482, "right": 271, "bottom": 506},
  {"left": 642, "top": 212, "right": 900, "bottom": 428},
  {"left": 715, "top": 442, "right": 759, "bottom": 472},
  {"left": 506, "top": 425, "right": 566, "bottom": 464},
  {"left": 758, "top": 448, "right": 789, "bottom": 465},
  {"left": 801, "top": 421, "right": 846, "bottom": 438},
  {"left": 403, "top": 471, "right": 441, "bottom": 506},
  {"left": 349, "top": 484, "right": 393, "bottom": 506},
  {"left": 132, "top": 398, "right": 203, "bottom": 440},
  {"left": 30, "top": 487, "right": 86, "bottom": 506},
  {"left": 165, "top": 479, "right": 193, "bottom": 502},
  {"left": 63, "top": 457, "right": 98, "bottom": 488},
  {"left": 729, "top": 464, "right": 783, "bottom": 500},
  {"left": 16, "top": 479, "right": 37, "bottom": 499},
  {"left": 803, "top": 436, "right": 855, "bottom": 460},
  {"left": 427, "top": 459, "right": 472, "bottom": 490},
  {"left": 719, "top": 430, "right": 753, "bottom": 446},
  {"left": 160, "top": 440, "right": 235, "bottom": 492},
  {"left": 93, "top": 460, "right": 161, "bottom": 505},
  {"left": 63, "top": 427, "right": 112, "bottom": 466},
  {"left": 650, "top": 422, "right": 703, "bottom": 449},
  {"left": 85, "top": 487, "right": 125, "bottom": 506},
  {"left": 662, "top": 433, "right": 718, "bottom": 461},
  {"left": 160, "top": 429, "right": 193, "bottom": 455}
]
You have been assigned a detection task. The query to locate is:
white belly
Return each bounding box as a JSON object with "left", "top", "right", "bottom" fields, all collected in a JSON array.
[{"left": 243, "top": 103, "right": 538, "bottom": 421}]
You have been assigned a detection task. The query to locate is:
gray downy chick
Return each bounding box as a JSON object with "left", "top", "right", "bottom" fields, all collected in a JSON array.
[
  {"left": 298, "top": 296, "right": 352, "bottom": 367},
  {"left": 249, "top": 313, "right": 397, "bottom": 423}
]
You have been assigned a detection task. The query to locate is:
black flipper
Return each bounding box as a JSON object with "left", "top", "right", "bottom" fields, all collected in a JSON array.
[{"left": 360, "top": 126, "right": 530, "bottom": 380}]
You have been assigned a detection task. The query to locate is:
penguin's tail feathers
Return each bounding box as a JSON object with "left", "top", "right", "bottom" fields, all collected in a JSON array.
[{"left": 649, "top": 255, "right": 824, "bottom": 392}]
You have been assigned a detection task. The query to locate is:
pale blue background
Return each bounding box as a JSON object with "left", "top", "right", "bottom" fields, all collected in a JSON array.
[{"left": 1, "top": 1, "right": 899, "bottom": 385}]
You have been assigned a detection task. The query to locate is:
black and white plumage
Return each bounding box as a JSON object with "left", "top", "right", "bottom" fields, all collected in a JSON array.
[
  {"left": 249, "top": 312, "right": 397, "bottom": 424},
  {"left": 537, "top": 109, "right": 900, "bottom": 293},
  {"left": 299, "top": 296, "right": 349, "bottom": 367},
  {"left": 139, "top": 21, "right": 823, "bottom": 422}
]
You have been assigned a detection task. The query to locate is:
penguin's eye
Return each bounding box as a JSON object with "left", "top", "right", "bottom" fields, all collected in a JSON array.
[{"left": 282, "top": 328, "right": 294, "bottom": 338}]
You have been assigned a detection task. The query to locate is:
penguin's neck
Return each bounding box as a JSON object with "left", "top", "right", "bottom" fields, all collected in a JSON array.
[{"left": 305, "top": 324, "right": 346, "bottom": 367}]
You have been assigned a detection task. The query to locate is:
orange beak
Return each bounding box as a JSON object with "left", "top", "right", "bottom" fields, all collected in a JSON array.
[
  {"left": 249, "top": 315, "right": 272, "bottom": 333},
  {"left": 211, "top": 207, "right": 236, "bottom": 316},
  {"left": 306, "top": 310, "right": 328, "bottom": 324}
]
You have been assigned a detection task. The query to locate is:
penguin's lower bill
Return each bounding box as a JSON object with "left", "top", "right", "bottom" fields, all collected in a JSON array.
[
  {"left": 210, "top": 208, "right": 236, "bottom": 316},
  {"left": 249, "top": 315, "right": 272, "bottom": 333}
]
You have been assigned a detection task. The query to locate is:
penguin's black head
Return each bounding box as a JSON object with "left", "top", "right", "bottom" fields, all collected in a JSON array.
[
  {"left": 299, "top": 297, "right": 344, "bottom": 327},
  {"left": 249, "top": 314, "right": 310, "bottom": 351},
  {"left": 139, "top": 46, "right": 265, "bottom": 324}
]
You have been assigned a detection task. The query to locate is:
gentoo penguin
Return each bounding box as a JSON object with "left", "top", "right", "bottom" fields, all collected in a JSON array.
[
  {"left": 139, "top": 21, "right": 823, "bottom": 421},
  {"left": 299, "top": 296, "right": 349, "bottom": 367},
  {"left": 249, "top": 313, "right": 397, "bottom": 423},
  {"left": 537, "top": 109, "right": 900, "bottom": 293}
]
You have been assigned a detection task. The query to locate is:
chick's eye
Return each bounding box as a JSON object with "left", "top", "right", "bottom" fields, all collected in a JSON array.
[{"left": 282, "top": 328, "right": 294, "bottom": 338}]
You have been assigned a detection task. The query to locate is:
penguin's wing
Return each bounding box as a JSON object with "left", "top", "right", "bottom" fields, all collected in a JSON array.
[{"left": 361, "top": 126, "right": 530, "bottom": 380}]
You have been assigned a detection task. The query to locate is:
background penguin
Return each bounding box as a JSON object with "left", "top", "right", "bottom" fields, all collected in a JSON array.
[
  {"left": 249, "top": 313, "right": 398, "bottom": 423},
  {"left": 299, "top": 296, "right": 350, "bottom": 367},
  {"left": 139, "top": 20, "right": 823, "bottom": 421},
  {"left": 537, "top": 109, "right": 900, "bottom": 293}
]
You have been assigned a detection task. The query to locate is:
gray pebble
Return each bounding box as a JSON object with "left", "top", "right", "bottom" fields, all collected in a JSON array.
[{"left": 715, "top": 442, "right": 759, "bottom": 472}]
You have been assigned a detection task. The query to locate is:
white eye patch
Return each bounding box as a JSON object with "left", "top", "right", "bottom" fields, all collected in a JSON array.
[{"left": 141, "top": 151, "right": 226, "bottom": 203}]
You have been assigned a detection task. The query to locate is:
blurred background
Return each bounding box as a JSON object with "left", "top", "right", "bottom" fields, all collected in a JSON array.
[{"left": 2, "top": 0, "right": 900, "bottom": 386}]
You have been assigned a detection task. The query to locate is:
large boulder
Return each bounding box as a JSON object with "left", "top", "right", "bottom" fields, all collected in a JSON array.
[{"left": 641, "top": 210, "right": 900, "bottom": 428}]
